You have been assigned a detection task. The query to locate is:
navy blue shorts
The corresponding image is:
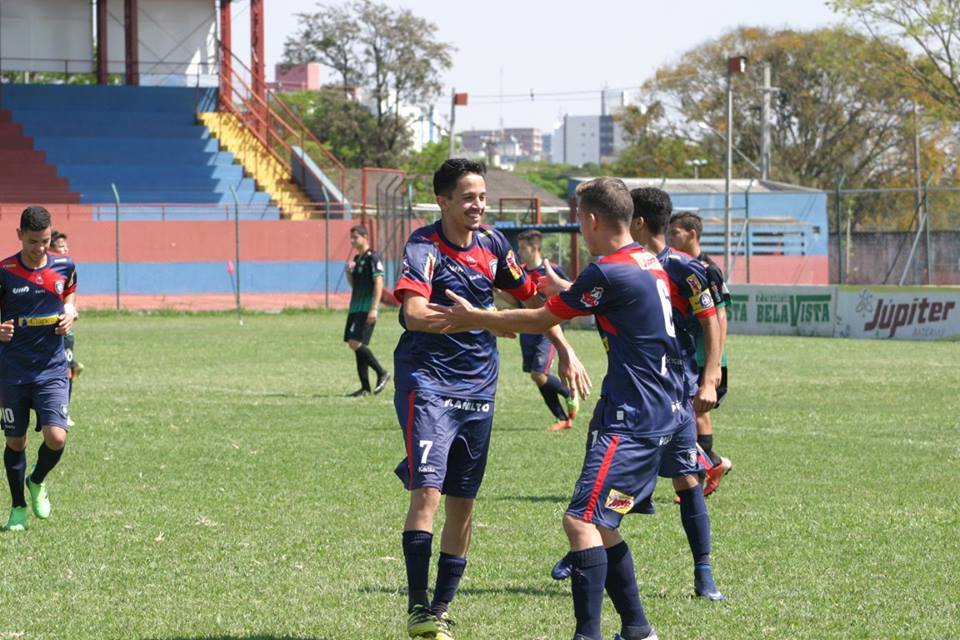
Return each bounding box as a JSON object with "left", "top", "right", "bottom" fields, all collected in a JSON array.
[
  {"left": 393, "top": 387, "right": 494, "bottom": 499},
  {"left": 520, "top": 335, "right": 554, "bottom": 374},
  {"left": 657, "top": 402, "right": 706, "bottom": 478},
  {"left": 0, "top": 377, "right": 70, "bottom": 438}
]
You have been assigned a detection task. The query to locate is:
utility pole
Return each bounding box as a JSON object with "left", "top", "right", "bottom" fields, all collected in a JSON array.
[
  {"left": 760, "top": 62, "right": 775, "bottom": 181},
  {"left": 725, "top": 56, "right": 747, "bottom": 278}
]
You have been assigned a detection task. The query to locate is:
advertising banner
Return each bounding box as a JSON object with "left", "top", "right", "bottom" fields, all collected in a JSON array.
[
  {"left": 834, "top": 286, "right": 960, "bottom": 341},
  {"left": 728, "top": 284, "right": 960, "bottom": 340},
  {"left": 727, "top": 285, "right": 835, "bottom": 337}
]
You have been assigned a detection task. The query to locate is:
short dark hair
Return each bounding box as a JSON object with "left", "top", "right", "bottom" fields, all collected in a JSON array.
[
  {"left": 516, "top": 229, "right": 543, "bottom": 249},
  {"left": 670, "top": 211, "right": 703, "bottom": 238},
  {"left": 52, "top": 230, "right": 67, "bottom": 242},
  {"left": 433, "top": 158, "right": 486, "bottom": 198},
  {"left": 630, "top": 188, "right": 673, "bottom": 235},
  {"left": 349, "top": 224, "right": 368, "bottom": 237},
  {"left": 575, "top": 178, "right": 633, "bottom": 227},
  {"left": 20, "top": 206, "right": 52, "bottom": 232}
]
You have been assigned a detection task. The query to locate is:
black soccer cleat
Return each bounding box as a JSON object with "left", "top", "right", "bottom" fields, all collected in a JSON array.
[
  {"left": 374, "top": 371, "right": 392, "bottom": 394},
  {"left": 347, "top": 389, "right": 370, "bottom": 397}
]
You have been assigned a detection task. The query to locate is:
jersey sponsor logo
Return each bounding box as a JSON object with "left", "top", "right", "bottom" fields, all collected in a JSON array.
[
  {"left": 418, "top": 464, "right": 437, "bottom": 474},
  {"left": 698, "top": 292, "right": 713, "bottom": 310},
  {"left": 863, "top": 296, "right": 957, "bottom": 338},
  {"left": 1, "top": 262, "right": 15, "bottom": 269},
  {"left": 580, "top": 286, "right": 604, "bottom": 308},
  {"left": 604, "top": 489, "right": 635, "bottom": 514},
  {"left": 17, "top": 314, "right": 60, "bottom": 327},
  {"left": 11, "top": 286, "right": 29, "bottom": 295},
  {"left": 442, "top": 398, "right": 491, "bottom": 412},
  {"left": 505, "top": 250, "right": 522, "bottom": 280},
  {"left": 686, "top": 274, "right": 703, "bottom": 294}
]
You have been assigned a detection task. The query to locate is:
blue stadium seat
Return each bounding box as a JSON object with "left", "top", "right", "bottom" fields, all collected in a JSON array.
[{"left": 0, "top": 85, "right": 280, "bottom": 220}]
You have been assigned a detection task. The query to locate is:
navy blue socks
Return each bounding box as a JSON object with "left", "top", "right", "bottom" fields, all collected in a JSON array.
[
  {"left": 31, "top": 442, "right": 64, "bottom": 485},
  {"left": 403, "top": 530, "right": 433, "bottom": 611},
  {"left": 431, "top": 552, "right": 467, "bottom": 615},
  {"left": 4, "top": 446, "right": 26, "bottom": 508},
  {"left": 678, "top": 485, "right": 712, "bottom": 565},
  {"left": 605, "top": 541, "right": 651, "bottom": 635},
  {"left": 569, "top": 545, "right": 608, "bottom": 640}
]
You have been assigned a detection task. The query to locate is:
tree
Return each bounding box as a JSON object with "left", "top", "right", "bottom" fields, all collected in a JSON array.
[
  {"left": 283, "top": 0, "right": 453, "bottom": 167},
  {"left": 402, "top": 139, "right": 452, "bottom": 203},
  {"left": 620, "top": 26, "right": 955, "bottom": 228},
  {"left": 279, "top": 90, "right": 381, "bottom": 168},
  {"left": 832, "top": 0, "right": 960, "bottom": 120}
]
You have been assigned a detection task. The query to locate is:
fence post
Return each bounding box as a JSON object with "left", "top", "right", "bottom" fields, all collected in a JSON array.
[
  {"left": 835, "top": 174, "right": 846, "bottom": 284},
  {"left": 111, "top": 183, "right": 121, "bottom": 311},
  {"left": 745, "top": 179, "right": 753, "bottom": 284},
  {"left": 899, "top": 173, "right": 936, "bottom": 286},
  {"left": 228, "top": 185, "right": 242, "bottom": 323}
]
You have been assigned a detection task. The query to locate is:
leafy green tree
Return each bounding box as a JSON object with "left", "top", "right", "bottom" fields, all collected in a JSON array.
[
  {"left": 622, "top": 26, "right": 955, "bottom": 228},
  {"left": 283, "top": 0, "right": 453, "bottom": 167},
  {"left": 832, "top": 0, "right": 960, "bottom": 120},
  {"left": 279, "top": 90, "right": 381, "bottom": 168},
  {"left": 402, "top": 139, "right": 452, "bottom": 203}
]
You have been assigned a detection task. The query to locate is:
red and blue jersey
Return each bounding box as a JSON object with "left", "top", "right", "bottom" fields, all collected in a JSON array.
[
  {"left": 0, "top": 252, "right": 77, "bottom": 384},
  {"left": 393, "top": 221, "right": 536, "bottom": 399},
  {"left": 545, "top": 243, "right": 683, "bottom": 438},
  {"left": 656, "top": 246, "right": 716, "bottom": 398},
  {"left": 519, "top": 260, "right": 568, "bottom": 351}
]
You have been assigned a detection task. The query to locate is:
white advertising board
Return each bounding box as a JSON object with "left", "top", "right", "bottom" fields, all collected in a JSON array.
[{"left": 729, "top": 285, "right": 960, "bottom": 341}]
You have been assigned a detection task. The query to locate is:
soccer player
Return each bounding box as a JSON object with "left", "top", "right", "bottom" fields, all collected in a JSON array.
[
  {"left": 669, "top": 212, "right": 733, "bottom": 496},
  {"left": 629, "top": 187, "right": 724, "bottom": 599},
  {"left": 392, "top": 159, "right": 590, "bottom": 640},
  {"left": 431, "top": 177, "right": 681, "bottom": 640},
  {"left": 514, "top": 229, "right": 578, "bottom": 431},
  {"left": 343, "top": 224, "right": 390, "bottom": 397},
  {"left": 1, "top": 206, "right": 78, "bottom": 532},
  {"left": 51, "top": 231, "right": 82, "bottom": 427}
]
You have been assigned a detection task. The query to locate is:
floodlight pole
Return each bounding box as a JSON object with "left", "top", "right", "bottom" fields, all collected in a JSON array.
[
  {"left": 449, "top": 89, "right": 457, "bottom": 158},
  {"left": 725, "top": 56, "right": 747, "bottom": 278}
]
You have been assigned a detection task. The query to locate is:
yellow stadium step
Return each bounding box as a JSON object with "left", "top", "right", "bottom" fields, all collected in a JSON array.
[{"left": 199, "top": 112, "right": 314, "bottom": 220}]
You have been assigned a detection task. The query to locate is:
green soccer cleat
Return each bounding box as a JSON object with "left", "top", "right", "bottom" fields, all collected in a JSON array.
[
  {"left": 407, "top": 604, "right": 440, "bottom": 637},
  {"left": 26, "top": 477, "right": 51, "bottom": 519},
  {"left": 566, "top": 390, "right": 580, "bottom": 421},
  {"left": 3, "top": 506, "right": 28, "bottom": 531}
]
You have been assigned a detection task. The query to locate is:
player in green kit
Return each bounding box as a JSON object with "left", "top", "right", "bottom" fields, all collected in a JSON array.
[{"left": 344, "top": 224, "right": 391, "bottom": 397}]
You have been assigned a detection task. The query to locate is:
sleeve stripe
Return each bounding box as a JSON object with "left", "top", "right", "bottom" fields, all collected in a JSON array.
[
  {"left": 695, "top": 307, "right": 717, "bottom": 319},
  {"left": 393, "top": 277, "right": 431, "bottom": 302},
  {"left": 501, "top": 278, "right": 536, "bottom": 302},
  {"left": 545, "top": 295, "right": 589, "bottom": 319}
]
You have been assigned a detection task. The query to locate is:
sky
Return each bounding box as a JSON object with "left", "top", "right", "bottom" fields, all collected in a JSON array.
[{"left": 229, "top": 0, "right": 842, "bottom": 133}]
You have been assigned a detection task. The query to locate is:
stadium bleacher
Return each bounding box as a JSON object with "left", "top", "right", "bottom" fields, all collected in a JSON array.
[{"left": 0, "top": 85, "right": 281, "bottom": 220}]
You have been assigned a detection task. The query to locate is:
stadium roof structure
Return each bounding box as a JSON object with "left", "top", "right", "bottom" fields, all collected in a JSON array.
[{"left": 569, "top": 177, "right": 824, "bottom": 197}]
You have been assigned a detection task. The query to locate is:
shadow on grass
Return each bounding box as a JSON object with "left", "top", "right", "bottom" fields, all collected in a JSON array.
[{"left": 359, "top": 584, "right": 566, "bottom": 598}]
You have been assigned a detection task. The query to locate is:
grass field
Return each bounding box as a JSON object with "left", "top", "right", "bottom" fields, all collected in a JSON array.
[{"left": 1, "top": 310, "right": 957, "bottom": 640}]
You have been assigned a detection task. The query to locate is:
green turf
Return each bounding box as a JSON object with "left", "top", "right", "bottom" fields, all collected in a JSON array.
[{"left": 1, "top": 310, "right": 957, "bottom": 639}]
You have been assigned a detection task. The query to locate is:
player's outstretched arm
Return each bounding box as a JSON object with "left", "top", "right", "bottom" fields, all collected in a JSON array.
[
  {"left": 402, "top": 293, "right": 463, "bottom": 334},
  {"left": 429, "top": 289, "right": 561, "bottom": 334},
  {"left": 537, "top": 259, "right": 573, "bottom": 297}
]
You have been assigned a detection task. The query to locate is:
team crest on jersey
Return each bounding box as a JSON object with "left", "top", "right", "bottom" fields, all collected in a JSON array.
[
  {"left": 505, "top": 250, "right": 522, "bottom": 279},
  {"left": 488, "top": 258, "right": 498, "bottom": 275},
  {"left": 604, "top": 489, "right": 635, "bottom": 514},
  {"left": 581, "top": 286, "right": 604, "bottom": 308},
  {"left": 55, "top": 280, "right": 64, "bottom": 294},
  {"left": 35, "top": 274, "right": 43, "bottom": 284},
  {"left": 686, "top": 274, "right": 703, "bottom": 294},
  {"left": 687, "top": 449, "right": 698, "bottom": 467},
  {"left": 700, "top": 292, "right": 713, "bottom": 309}
]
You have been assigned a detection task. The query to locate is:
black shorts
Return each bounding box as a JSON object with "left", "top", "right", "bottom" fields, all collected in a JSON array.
[
  {"left": 64, "top": 333, "right": 79, "bottom": 372},
  {"left": 344, "top": 312, "right": 375, "bottom": 344},
  {"left": 698, "top": 365, "right": 728, "bottom": 408}
]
